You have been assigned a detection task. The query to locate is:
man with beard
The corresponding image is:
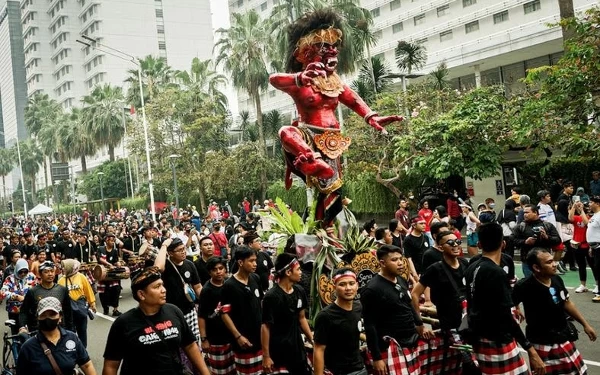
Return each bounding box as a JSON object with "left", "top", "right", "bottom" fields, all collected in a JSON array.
[
  {"left": 361, "top": 245, "right": 434, "bottom": 375},
  {"left": 194, "top": 236, "right": 216, "bottom": 286},
  {"left": 314, "top": 268, "right": 365, "bottom": 375},
  {"left": 220, "top": 247, "right": 263, "bottom": 375},
  {"left": 199, "top": 257, "right": 235, "bottom": 375},
  {"left": 261, "top": 254, "right": 312, "bottom": 375}
]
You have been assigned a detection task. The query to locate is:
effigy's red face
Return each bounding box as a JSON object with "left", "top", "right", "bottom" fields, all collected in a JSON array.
[{"left": 315, "top": 42, "right": 339, "bottom": 72}]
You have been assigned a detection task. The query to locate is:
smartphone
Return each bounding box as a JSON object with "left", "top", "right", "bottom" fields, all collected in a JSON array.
[{"left": 573, "top": 196, "right": 581, "bottom": 203}]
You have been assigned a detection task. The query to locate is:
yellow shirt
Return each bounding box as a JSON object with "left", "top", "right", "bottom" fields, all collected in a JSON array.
[{"left": 57, "top": 272, "right": 96, "bottom": 306}]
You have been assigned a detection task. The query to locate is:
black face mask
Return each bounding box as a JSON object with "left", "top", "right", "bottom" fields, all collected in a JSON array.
[{"left": 38, "top": 318, "right": 60, "bottom": 331}]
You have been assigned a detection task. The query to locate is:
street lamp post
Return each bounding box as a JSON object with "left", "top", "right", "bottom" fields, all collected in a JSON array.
[
  {"left": 168, "top": 154, "right": 180, "bottom": 225},
  {"left": 13, "top": 139, "right": 28, "bottom": 220},
  {"left": 77, "top": 35, "right": 156, "bottom": 222},
  {"left": 98, "top": 172, "right": 105, "bottom": 221}
]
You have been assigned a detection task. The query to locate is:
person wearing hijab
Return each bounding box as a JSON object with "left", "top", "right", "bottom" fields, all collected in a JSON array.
[
  {"left": 57, "top": 259, "right": 97, "bottom": 347},
  {"left": 0, "top": 259, "right": 37, "bottom": 334}
]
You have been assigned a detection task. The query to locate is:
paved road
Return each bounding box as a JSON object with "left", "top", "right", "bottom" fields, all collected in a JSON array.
[{"left": 1, "top": 271, "right": 598, "bottom": 374}]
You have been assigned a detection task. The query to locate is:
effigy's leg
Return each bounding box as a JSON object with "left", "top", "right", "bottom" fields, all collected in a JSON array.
[{"left": 279, "top": 126, "right": 335, "bottom": 179}]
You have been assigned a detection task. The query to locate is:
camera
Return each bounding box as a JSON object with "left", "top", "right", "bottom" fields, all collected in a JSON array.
[{"left": 532, "top": 226, "right": 542, "bottom": 237}]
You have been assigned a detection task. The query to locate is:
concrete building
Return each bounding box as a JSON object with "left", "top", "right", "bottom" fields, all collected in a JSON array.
[
  {"left": 14, "top": 0, "right": 214, "bottom": 179},
  {"left": 0, "top": 0, "right": 28, "bottom": 199}
]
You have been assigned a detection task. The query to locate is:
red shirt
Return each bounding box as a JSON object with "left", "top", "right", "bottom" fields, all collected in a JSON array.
[
  {"left": 447, "top": 198, "right": 461, "bottom": 218},
  {"left": 418, "top": 208, "right": 433, "bottom": 232},
  {"left": 572, "top": 215, "right": 588, "bottom": 248}
]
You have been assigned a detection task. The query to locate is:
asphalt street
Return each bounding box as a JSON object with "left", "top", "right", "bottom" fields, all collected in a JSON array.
[{"left": 1, "top": 270, "right": 598, "bottom": 374}]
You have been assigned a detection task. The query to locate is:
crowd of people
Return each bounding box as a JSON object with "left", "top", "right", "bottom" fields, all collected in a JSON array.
[{"left": 0, "top": 172, "right": 597, "bottom": 374}]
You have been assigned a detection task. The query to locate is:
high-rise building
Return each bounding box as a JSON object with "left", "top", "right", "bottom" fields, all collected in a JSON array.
[
  {"left": 15, "top": 0, "right": 214, "bottom": 177},
  {"left": 228, "top": 0, "right": 596, "bottom": 119}
]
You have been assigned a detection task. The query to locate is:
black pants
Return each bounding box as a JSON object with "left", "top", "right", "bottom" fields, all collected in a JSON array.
[
  {"left": 563, "top": 241, "right": 576, "bottom": 267},
  {"left": 575, "top": 247, "right": 599, "bottom": 283},
  {"left": 502, "top": 236, "right": 515, "bottom": 259},
  {"left": 99, "top": 284, "right": 120, "bottom": 312},
  {"left": 593, "top": 247, "right": 600, "bottom": 286}
]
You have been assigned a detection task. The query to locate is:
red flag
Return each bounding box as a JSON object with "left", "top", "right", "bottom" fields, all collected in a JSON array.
[{"left": 130, "top": 105, "right": 135, "bottom": 115}]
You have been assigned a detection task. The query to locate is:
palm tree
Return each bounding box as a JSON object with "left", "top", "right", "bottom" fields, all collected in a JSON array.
[
  {"left": 263, "top": 110, "right": 285, "bottom": 155},
  {"left": 14, "top": 140, "right": 43, "bottom": 204},
  {"left": 215, "top": 9, "right": 270, "bottom": 197},
  {"left": 125, "top": 55, "right": 174, "bottom": 107},
  {"left": 81, "top": 84, "right": 126, "bottom": 162},
  {"left": 428, "top": 62, "right": 450, "bottom": 91},
  {"left": 395, "top": 41, "right": 427, "bottom": 74},
  {"left": 351, "top": 57, "right": 392, "bottom": 105},
  {"left": 36, "top": 113, "right": 62, "bottom": 204},
  {"left": 61, "top": 108, "right": 97, "bottom": 174},
  {"left": 24, "top": 93, "right": 61, "bottom": 136},
  {"left": 0, "top": 148, "right": 14, "bottom": 205},
  {"left": 175, "top": 58, "right": 229, "bottom": 113}
]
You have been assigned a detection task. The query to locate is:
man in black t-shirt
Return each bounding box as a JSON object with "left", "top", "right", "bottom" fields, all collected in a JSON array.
[
  {"left": 220, "top": 246, "right": 263, "bottom": 375},
  {"left": 35, "top": 233, "right": 55, "bottom": 264},
  {"left": 2, "top": 234, "right": 22, "bottom": 269},
  {"left": 421, "top": 222, "right": 449, "bottom": 272},
  {"left": 155, "top": 237, "right": 202, "bottom": 341},
  {"left": 261, "top": 253, "right": 312, "bottom": 375},
  {"left": 199, "top": 257, "right": 235, "bottom": 375},
  {"left": 403, "top": 217, "right": 430, "bottom": 279},
  {"left": 56, "top": 228, "right": 76, "bottom": 262},
  {"left": 513, "top": 248, "right": 596, "bottom": 374},
  {"left": 22, "top": 233, "right": 37, "bottom": 261},
  {"left": 314, "top": 268, "right": 365, "bottom": 375},
  {"left": 465, "top": 223, "right": 544, "bottom": 375},
  {"left": 243, "top": 231, "right": 273, "bottom": 292},
  {"left": 194, "top": 236, "right": 215, "bottom": 286}
]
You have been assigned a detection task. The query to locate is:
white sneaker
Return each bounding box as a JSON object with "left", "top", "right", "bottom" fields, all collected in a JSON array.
[
  {"left": 593, "top": 285, "right": 599, "bottom": 294},
  {"left": 575, "top": 285, "right": 588, "bottom": 293}
]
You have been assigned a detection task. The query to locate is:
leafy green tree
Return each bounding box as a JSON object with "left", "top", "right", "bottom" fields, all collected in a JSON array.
[
  {"left": 24, "top": 93, "right": 61, "bottom": 136},
  {"left": 395, "top": 41, "right": 427, "bottom": 74},
  {"left": 215, "top": 9, "right": 270, "bottom": 198},
  {"left": 0, "top": 148, "right": 14, "bottom": 204},
  {"left": 61, "top": 108, "right": 97, "bottom": 174},
  {"left": 428, "top": 62, "right": 451, "bottom": 91},
  {"left": 81, "top": 84, "right": 126, "bottom": 162},
  {"left": 351, "top": 57, "right": 393, "bottom": 105},
  {"left": 175, "top": 58, "right": 229, "bottom": 113},
  {"left": 79, "top": 160, "right": 129, "bottom": 200},
  {"left": 14, "top": 140, "right": 43, "bottom": 204}
]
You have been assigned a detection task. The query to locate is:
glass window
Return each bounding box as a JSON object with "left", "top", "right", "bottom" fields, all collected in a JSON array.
[
  {"left": 371, "top": 8, "right": 380, "bottom": 17},
  {"left": 465, "top": 20, "right": 479, "bottom": 34},
  {"left": 440, "top": 30, "right": 453, "bottom": 42},
  {"left": 463, "top": 0, "right": 476, "bottom": 7},
  {"left": 493, "top": 10, "right": 509, "bottom": 24},
  {"left": 260, "top": 2, "right": 267, "bottom": 11},
  {"left": 155, "top": 9, "right": 163, "bottom": 18},
  {"left": 415, "top": 38, "right": 427, "bottom": 45},
  {"left": 392, "top": 22, "right": 403, "bottom": 33},
  {"left": 373, "top": 30, "right": 382, "bottom": 40},
  {"left": 237, "top": 0, "right": 243, "bottom": 7},
  {"left": 437, "top": 4, "right": 449, "bottom": 17},
  {"left": 390, "top": 0, "right": 401, "bottom": 11},
  {"left": 414, "top": 13, "right": 425, "bottom": 26},
  {"left": 158, "top": 41, "right": 166, "bottom": 50},
  {"left": 523, "top": 0, "right": 540, "bottom": 14}
]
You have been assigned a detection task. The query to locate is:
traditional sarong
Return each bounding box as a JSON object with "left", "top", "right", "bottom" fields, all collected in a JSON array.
[
  {"left": 366, "top": 337, "right": 421, "bottom": 375},
  {"left": 474, "top": 338, "right": 530, "bottom": 375},
  {"left": 234, "top": 349, "right": 263, "bottom": 375},
  {"left": 206, "top": 344, "right": 236, "bottom": 375},
  {"left": 418, "top": 335, "right": 463, "bottom": 375},
  {"left": 532, "top": 341, "right": 587, "bottom": 375},
  {"left": 183, "top": 309, "right": 200, "bottom": 342}
]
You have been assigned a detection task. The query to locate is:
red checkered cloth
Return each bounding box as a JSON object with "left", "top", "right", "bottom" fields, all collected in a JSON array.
[
  {"left": 532, "top": 341, "right": 587, "bottom": 375},
  {"left": 366, "top": 337, "right": 422, "bottom": 375},
  {"left": 474, "top": 338, "right": 530, "bottom": 375},
  {"left": 206, "top": 344, "right": 236, "bottom": 375},
  {"left": 418, "top": 335, "right": 464, "bottom": 375},
  {"left": 234, "top": 349, "right": 263, "bottom": 375}
]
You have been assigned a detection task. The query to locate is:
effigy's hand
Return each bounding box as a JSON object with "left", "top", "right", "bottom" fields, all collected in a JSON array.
[
  {"left": 367, "top": 115, "right": 404, "bottom": 135},
  {"left": 300, "top": 62, "right": 327, "bottom": 86}
]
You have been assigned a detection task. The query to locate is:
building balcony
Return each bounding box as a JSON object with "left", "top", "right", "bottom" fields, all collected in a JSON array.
[
  {"left": 20, "top": 7, "right": 32, "bottom": 23},
  {"left": 78, "top": 1, "right": 100, "bottom": 19}
]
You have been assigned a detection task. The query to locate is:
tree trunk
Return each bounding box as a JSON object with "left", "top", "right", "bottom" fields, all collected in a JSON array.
[
  {"left": 108, "top": 145, "right": 115, "bottom": 162},
  {"left": 43, "top": 157, "right": 50, "bottom": 206},
  {"left": 366, "top": 45, "right": 377, "bottom": 96},
  {"left": 30, "top": 177, "right": 37, "bottom": 205},
  {"left": 558, "top": 0, "right": 575, "bottom": 47},
  {"left": 253, "top": 88, "right": 268, "bottom": 200},
  {"left": 81, "top": 155, "right": 88, "bottom": 174},
  {"left": 198, "top": 186, "right": 206, "bottom": 216}
]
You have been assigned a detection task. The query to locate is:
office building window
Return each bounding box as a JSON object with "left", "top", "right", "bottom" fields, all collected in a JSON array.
[
  {"left": 415, "top": 38, "right": 427, "bottom": 45},
  {"left": 158, "top": 41, "right": 166, "bottom": 50},
  {"left": 269, "top": 91, "right": 276, "bottom": 98},
  {"left": 465, "top": 20, "right": 479, "bottom": 33},
  {"left": 390, "top": 0, "right": 401, "bottom": 11},
  {"left": 237, "top": 0, "right": 243, "bottom": 7},
  {"left": 260, "top": 2, "right": 267, "bottom": 11},
  {"left": 523, "top": 0, "right": 540, "bottom": 14},
  {"left": 493, "top": 10, "right": 509, "bottom": 24},
  {"left": 373, "top": 30, "right": 382, "bottom": 40},
  {"left": 392, "top": 22, "right": 403, "bottom": 33},
  {"left": 371, "top": 7, "right": 380, "bottom": 17},
  {"left": 463, "top": 0, "right": 476, "bottom": 7},
  {"left": 155, "top": 9, "right": 163, "bottom": 18},
  {"left": 440, "top": 30, "right": 453, "bottom": 42},
  {"left": 414, "top": 13, "right": 425, "bottom": 26},
  {"left": 157, "top": 24, "right": 164, "bottom": 34},
  {"left": 437, "top": 4, "right": 449, "bottom": 17}
]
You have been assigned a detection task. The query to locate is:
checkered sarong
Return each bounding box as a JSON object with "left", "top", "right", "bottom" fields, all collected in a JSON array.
[
  {"left": 532, "top": 341, "right": 587, "bottom": 375},
  {"left": 418, "top": 335, "right": 463, "bottom": 375},
  {"left": 206, "top": 344, "right": 236, "bottom": 375},
  {"left": 366, "top": 337, "right": 421, "bottom": 375},
  {"left": 474, "top": 338, "right": 529, "bottom": 375},
  {"left": 234, "top": 349, "right": 263, "bottom": 375},
  {"left": 183, "top": 309, "right": 200, "bottom": 342}
]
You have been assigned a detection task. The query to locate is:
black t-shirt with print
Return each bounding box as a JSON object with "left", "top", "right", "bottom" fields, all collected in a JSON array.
[
  {"left": 419, "top": 258, "right": 469, "bottom": 330},
  {"left": 199, "top": 280, "right": 231, "bottom": 345},
  {"left": 255, "top": 251, "right": 274, "bottom": 291},
  {"left": 163, "top": 260, "right": 200, "bottom": 314},
  {"left": 262, "top": 284, "right": 308, "bottom": 369},
  {"left": 513, "top": 275, "right": 570, "bottom": 344},
  {"left": 403, "top": 234, "right": 430, "bottom": 274},
  {"left": 314, "top": 302, "right": 365, "bottom": 375},
  {"left": 470, "top": 253, "right": 515, "bottom": 282},
  {"left": 194, "top": 257, "right": 211, "bottom": 286},
  {"left": 103, "top": 303, "right": 196, "bottom": 375},
  {"left": 220, "top": 273, "right": 263, "bottom": 351}
]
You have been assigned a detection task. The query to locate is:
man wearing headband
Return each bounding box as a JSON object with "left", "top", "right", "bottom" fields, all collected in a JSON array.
[
  {"left": 103, "top": 267, "right": 210, "bottom": 375},
  {"left": 18, "top": 260, "right": 74, "bottom": 334},
  {"left": 220, "top": 246, "right": 264, "bottom": 375},
  {"left": 199, "top": 257, "right": 236, "bottom": 375},
  {"left": 261, "top": 253, "right": 311, "bottom": 375},
  {"left": 361, "top": 245, "right": 434, "bottom": 375},
  {"left": 314, "top": 268, "right": 365, "bottom": 375}
]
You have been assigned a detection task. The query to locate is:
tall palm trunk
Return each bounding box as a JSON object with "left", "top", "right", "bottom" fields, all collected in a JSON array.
[
  {"left": 43, "top": 157, "right": 50, "bottom": 206},
  {"left": 30, "top": 177, "right": 37, "bottom": 205},
  {"left": 108, "top": 145, "right": 115, "bottom": 162},
  {"left": 80, "top": 155, "right": 88, "bottom": 174},
  {"left": 558, "top": 0, "right": 575, "bottom": 47},
  {"left": 253, "top": 88, "right": 268, "bottom": 200}
]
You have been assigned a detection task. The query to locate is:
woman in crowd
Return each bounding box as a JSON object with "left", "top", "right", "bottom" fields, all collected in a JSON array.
[
  {"left": 16, "top": 296, "right": 96, "bottom": 374},
  {"left": 0, "top": 259, "right": 37, "bottom": 333}
]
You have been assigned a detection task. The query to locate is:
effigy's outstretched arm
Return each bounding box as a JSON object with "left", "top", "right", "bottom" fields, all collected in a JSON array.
[
  {"left": 339, "top": 85, "right": 404, "bottom": 134},
  {"left": 270, "top": 62, "right": 329, "bottom": 92}
]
